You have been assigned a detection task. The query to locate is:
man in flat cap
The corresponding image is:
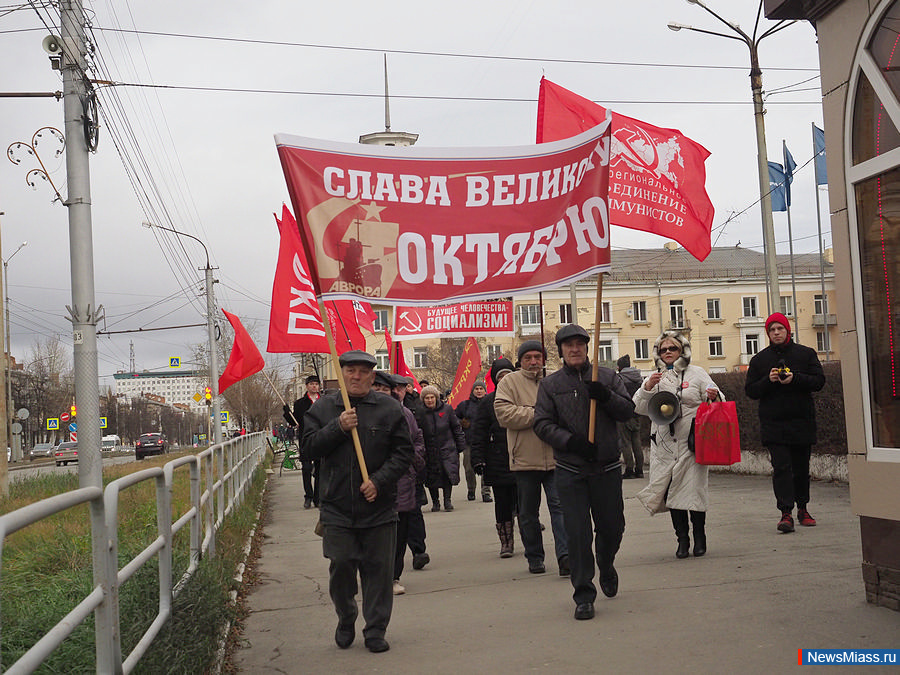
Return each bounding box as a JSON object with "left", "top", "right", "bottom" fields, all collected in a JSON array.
[
  {"left": 302, "top": 351, "right": 413, "bottom": 653},
  {"left": 291, "top": 374, "right": 322, "bottom": 508}
]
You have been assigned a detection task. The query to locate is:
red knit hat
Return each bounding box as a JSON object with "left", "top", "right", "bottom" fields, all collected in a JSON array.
[{"left": 765, "top": 312, "right": 792, "bottom": 341}]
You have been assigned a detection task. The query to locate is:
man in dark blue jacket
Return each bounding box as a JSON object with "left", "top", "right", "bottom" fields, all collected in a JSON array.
[
  {"left": 746, "top": 313, "right": 825, "bottom": 534},
  {"left": 302, "top": 350, "right": 413, "bottom": 653},
  {"left": 534, "top": 325, "right": 634, "bottom": 621}
]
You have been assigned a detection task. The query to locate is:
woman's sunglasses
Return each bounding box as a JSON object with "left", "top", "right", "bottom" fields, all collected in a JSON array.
[{"left": 658, "top": 346, "right": 680, "bottom": 354}]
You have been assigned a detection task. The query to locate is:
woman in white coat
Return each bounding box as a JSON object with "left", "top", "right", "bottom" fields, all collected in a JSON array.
[{"left": 633, "top": 331, "right": 722, "bottom": 559}]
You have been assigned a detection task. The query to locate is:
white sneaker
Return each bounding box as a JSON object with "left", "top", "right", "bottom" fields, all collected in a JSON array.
[{"left": 393, "top": 580, "right": 406, "bottom": 595}]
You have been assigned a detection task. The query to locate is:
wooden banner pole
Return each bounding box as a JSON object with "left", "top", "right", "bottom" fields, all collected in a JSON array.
[{"left": 588, "top": 273, "right": 604, "bottom": 444}]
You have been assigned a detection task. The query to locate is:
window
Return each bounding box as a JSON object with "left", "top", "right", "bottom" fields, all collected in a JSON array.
[
  {"left": 742, "top": 296, "right": 758, "bottom": 318},
  {"left": 517, "top": 304, "right": 541, "bottom": 326},
  {"left": 669, "top": 300, "right": 684, "bottom": 328},
  {"left": 600, "top": 301, "right": 611, "bottom": 323},
  {"left": 745, "top": 333, "right": 760, "bottom": 355},
  {"left": 814, "top": 294, "right": 829, "bottom": 315},
  {"left": 816, "top": 331, "right": 829, "bottom": 352},
  {"left": 373, "top": 309, "right": 389, "bottom": 331},
  {"left": 598, "top": 340, "right": 613, "bottom": 363},
  {"left": 413, "top": 347, "right": 428, "bottom": 369},
  {"left": 559, "top": 303, "right": 573, "bottom": 324},
  {"left": 635, "top": 339, "right": 649, "bottom": 360},
  {"left": 375, "top": 350, "right": 389, "bottom": 370},
  {"left": 631, "top": 300, "right": 647, "bottom": 322},
  {"left": 708, "top": 336, "right": 723, "bottom": 357},
  {"left": 780, "top": 295, "right": 795, "bottom": 317},
  {"left": 706, "top": 298, "right": 721, "bottom": 320}
]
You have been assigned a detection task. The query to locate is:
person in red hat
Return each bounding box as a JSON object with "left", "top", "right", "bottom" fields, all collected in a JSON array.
[{"left": 745, "top": 313, "right": 826, "bottom": 534}]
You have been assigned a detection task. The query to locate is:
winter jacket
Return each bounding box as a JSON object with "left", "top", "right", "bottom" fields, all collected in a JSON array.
[
  {"left": 454, "top": 393, "right": 485, "bottom": 446},
  {"left": 633, "top": 364, "right": 721, "bottom": 514},
  {"left": 302, "top": 389, "right": 413, "bottom": 528},
  {"left": 533, "top": 360, "right": 634, "bottom": 471},
  {"left": 494, "top": 368, "right": 556, "bottom": 471},
  {"left": 396, "top": 403, "right": 426, "bottom": 513},
  {"left": 745, "top": 339, "right": 825, "bottom": 446},
  {"left": 420, "top": 399, "right": 466, "bottom": 487},
  {"left": 292, "top": 393, "right": 320, "bottom": 436},
  {"left": 470, "top": 391, "right": 515, "bottom": 487}
]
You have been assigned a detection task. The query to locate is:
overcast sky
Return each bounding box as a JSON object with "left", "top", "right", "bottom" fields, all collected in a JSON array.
[{"left": 0, "top": 0, "right": 824, "bottom": 390}]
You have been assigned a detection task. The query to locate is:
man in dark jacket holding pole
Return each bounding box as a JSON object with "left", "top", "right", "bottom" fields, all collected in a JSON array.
[
  {"left": 534, "top": 325, "right": 635, "bottom": 621},
  {"left": 302, "top": 351, "right": 413, "bottom": 653},
  {"left": 745, "top": 312, "right": 825, "bottom": 534}
]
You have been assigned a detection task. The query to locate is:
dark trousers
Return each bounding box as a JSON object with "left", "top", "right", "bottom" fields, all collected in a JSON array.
[
  {"left": 302, "top": 459, "right": 319, "bottom": 503},
  {"left": 555, "top": 465, "right": 625, "bottom": 606},
  {"left": 768, "top": 443, "right": 812, "bottom": 513},
  {"left": 514, "top": 470, "right": 568, "bottom": 564},
  {"left": 394, "top": 512, "right": 412, "bottom": 580},
  {"left": 406, "top": 506, "right": 427, "bottom": 555},
  {"left": 492, "top": 483, "right": 518, "bottom": 523},
  {"left": 617, "top": 419, "right": 644, "bottom": 473},
  {"left": 322, "top": 522, "right": 396, "bottom": 640}
]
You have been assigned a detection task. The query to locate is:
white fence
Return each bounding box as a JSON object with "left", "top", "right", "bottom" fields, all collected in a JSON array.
[{"left": 0, "top": 432, "right": 265, "bottom": 674}]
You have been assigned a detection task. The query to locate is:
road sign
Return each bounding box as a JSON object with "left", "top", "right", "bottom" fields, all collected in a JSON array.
[
  {"left": 70, "top": 431, "right": 77, "bottom": 442},
  {"left": 100, "top": 417, "right": 107, "bottom": 429},
  {"left": 47, "top": 418, "right": 59, "bottom": 430},
  {"left": 220, "top": 411, "right": 230, "bottom": 423},
  {"left": 69, "top": 422, "right": 77, "bottom": 432},
  {"left": 192, "top": 393, "right": 202, "bottom": 403},
  {"left": 169, "top": 357, "right": 180, "bottom": 368},
  {"left": 60, "top": 412, "right": 70, "bottom": 423}
]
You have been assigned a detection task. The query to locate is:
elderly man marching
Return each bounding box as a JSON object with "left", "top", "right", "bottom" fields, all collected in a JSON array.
[
  {"left": 534, "top": 325, "right": 634, "bottom": 621},
  {"left": 495, "top": 340, "right": 569, "bottom": 576},
  {"left": 302, "top": 350, "right": 413, "bottom": 653}
]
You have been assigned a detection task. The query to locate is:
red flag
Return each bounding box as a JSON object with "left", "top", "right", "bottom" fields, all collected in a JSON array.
[
  {"left": 267, "top": 204, "right": 329, "bottom": 353},
  {"left": 327, "top": 300, "right": 367, "bottom": 352},
  {"left": 537, "top": 77, "right": 713, "bottom": 261},
  {"left": 219, "top": 309, "right": 265, "bottom": 393},
  {"left": 352, "top": 299, "right": 377, "bottom": 333},
  {"left": 386, "top": 328, "right": 420, "bottom": 392},
  {"left": 446, "top": 337, "right": 481, "bottom": 409}
]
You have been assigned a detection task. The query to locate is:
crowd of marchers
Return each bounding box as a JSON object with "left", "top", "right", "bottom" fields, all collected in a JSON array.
[{"left": 280, "top": 312, "right": 824, "bottom": 652}]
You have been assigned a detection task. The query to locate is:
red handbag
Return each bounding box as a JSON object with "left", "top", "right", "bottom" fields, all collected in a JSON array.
[{"left": 693, "top": 401, "right": 741, "bottom": 466}]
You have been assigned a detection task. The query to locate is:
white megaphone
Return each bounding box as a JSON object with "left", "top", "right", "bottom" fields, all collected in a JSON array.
[
  {"left": 42, "top": 35, "right": 62, "bottom": 55},
  {"left": 648, "top": 391, "right": 680, "bottom": 426}
]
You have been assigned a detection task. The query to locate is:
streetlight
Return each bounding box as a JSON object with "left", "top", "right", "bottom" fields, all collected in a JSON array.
[
  {"left": 669, "top": 0, "right": 795, "bottom": 315},
  {"left": 142, "top": 222, "right": 223, "bottom": 444},
  {"left": 4, "top": 240, "right": 27, "bottom": 461}
]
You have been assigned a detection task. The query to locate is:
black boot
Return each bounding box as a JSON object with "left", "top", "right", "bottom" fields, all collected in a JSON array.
[
  {"left": 690, "top": 511, "right": 707, "bottom": 557},
  {"left": 670, "top": 509, "right": 690, "bottom": 559}
]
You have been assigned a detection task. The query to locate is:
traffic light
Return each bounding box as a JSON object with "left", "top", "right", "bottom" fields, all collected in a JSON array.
[
  {"left": 204, "top": 386, "right": 212, "bottom": 405},
  {"left": 71, "top": 404, "right": 77, "bottom": 418}
]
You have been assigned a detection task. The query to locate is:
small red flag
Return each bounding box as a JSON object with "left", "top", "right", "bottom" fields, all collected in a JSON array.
[
  {"left": 326, "top": 300, "right": 367, "bottom": 353},
  {"left": 386, "top": 329, "right": 420, "bottom": 392},
  {"left": 537, "top": 77, "right": 714, "bottom": 261},
  {"left": 219, "top": 309, "right": 265, "bottom": 393},
  {"left": 446, "top": 337, "right": 481, "bottom": 409}
]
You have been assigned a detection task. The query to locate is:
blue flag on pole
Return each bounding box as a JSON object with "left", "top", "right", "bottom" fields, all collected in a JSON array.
[
  {"left": 813, "top": 124, "right": 827, "bottom": 185},
  {"left": 783, "top": 143, "right": 796, "bottom": 207},
  {"left": 768, "top": 161, "right": 787, "bottom": 212}
]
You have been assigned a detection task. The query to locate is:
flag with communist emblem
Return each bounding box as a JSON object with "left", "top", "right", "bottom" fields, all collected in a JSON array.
[
  {"left": 276, "top": 121, "right": 612, "bottom": 306},
  {"left": 446, "top": 337, "right": 482, "bottom": 409}
]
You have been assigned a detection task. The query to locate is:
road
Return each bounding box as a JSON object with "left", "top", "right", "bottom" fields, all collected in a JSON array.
[{"left": 7, "top": 450, "right": 138, "bottom": 481}]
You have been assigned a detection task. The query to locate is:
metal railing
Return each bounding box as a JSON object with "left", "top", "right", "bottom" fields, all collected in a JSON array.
[{"left": 0, "top": 432, "right": 265, "bottom": 674}]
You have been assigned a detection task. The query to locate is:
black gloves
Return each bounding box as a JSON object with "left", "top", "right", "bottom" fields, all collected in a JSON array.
[
  {"left": 587, "top": 380, "right": 611, "bottom": 402},
  {"left": 566, "top": 434, "right": 596, "bottom": 460},
  {"left": 473, "top": 463, "right": 485, "bottom": 475}
]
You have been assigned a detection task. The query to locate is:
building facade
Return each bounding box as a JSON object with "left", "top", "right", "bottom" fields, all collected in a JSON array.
[
  {"left": 767, "top": 0, "right": 900, "bottom": 611},
  {"left": 113, "top": 370, "right": 207, "bottom": 415}
]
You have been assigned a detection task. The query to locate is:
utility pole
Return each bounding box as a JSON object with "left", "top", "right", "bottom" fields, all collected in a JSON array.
[{"left": 0, "top": 213, "right": 7, "bottom": 496}]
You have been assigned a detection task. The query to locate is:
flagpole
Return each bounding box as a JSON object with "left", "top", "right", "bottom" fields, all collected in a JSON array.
[
  {"left": 588, "top": 273, "right": 603, "bottom": 443},
  {"left": 318, "top": 298, "right": 370, "bottom": 482},
  {"left": 783, "top": 140, "right": 800, "bottom": 342},
  {"left": 261, "top": 368, "right": 300, "bottom": 426},
  {"left": 813, "top": 123, "right": 830, "bottom": 362}
]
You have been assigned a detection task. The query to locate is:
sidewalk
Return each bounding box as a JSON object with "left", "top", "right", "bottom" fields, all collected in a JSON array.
[{"left": 232, "top": 471, "right": 900, "bottom": 674}]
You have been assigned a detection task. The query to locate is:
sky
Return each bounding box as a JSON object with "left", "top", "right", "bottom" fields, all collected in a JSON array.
[{"left": 0, "top": 0, "right": 825, "bottom": 391}]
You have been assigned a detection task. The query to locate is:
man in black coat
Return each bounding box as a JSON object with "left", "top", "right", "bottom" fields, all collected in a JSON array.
[
  {"left": 746, "top": 312, "right": 825, "bottom": 534},
  {"left": 302, "top": 351, "right": 413, "bottom": 653},
  {"left": 533, "top": 325, "right": 634, "bottom": 621},
  {"left": 292, "top": 375, "right": 322, "bottom": 509}
]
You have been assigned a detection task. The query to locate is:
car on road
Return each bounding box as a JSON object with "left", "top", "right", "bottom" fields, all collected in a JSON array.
[
  {"left": 135, "top": 433, "right": 167, "bottom": 461},
  {"left": 30, "top": 442, "right": 55, "bottom": 459},
  {"left": 55, "top": 441, "right": 78, "bottom": 466}
]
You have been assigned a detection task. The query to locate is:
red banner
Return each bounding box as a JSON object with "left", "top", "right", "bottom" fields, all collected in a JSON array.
[
  {"left": 446, "top": 337, "right": 481, "bottom": 409},
  {"left": 219, "top": 309, "right": 266, "bottom": 393},
  {"left": 276, "top": 123, "right": 612, "bottom": 305},
  {"left": 385, "top": 328, "right": 420, "bottom": 392},
  {"left": 392, "top": 300, "right": 513, "bottom": 339},
  {"left": 537, "top": 77, "right": 713, "bottom": 261}
]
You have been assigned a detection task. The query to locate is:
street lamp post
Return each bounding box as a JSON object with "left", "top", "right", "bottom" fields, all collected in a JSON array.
[
  {"left": 142, "top": 222, "right": 223, "bottom": 444},
  {"left": 4, "top": 241, "right": 27, "bottom": 461},
  {"left": 668, "top": 0, "right": 794, "bottom": 315}
]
